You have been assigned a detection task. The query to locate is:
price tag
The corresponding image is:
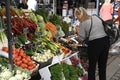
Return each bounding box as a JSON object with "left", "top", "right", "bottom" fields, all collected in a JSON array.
[
  {"left": 37, "top": 31, "right": 43, "bottom": 36},
  {"left": 35, "top": 41, "right": 42, "bottom": 47},
  {"left": 13, "top": 37, "right": 18, "bottom": 43},
  {"left": 23, "top": 28, "right": 29, "bottom": 34},
  {"left": 56, "top": 49, "right": 61, "bottom": 55}
]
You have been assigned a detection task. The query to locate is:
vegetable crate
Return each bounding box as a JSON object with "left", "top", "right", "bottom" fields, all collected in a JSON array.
[
  {"left": 39, "top": 53, "right": 87, "bottom": 80},
  {"left": 78, "top": 52, "right": 89, "bottom": 71},
  {"left": 30, "top": 63, "right": 39, "bottom": 76}
]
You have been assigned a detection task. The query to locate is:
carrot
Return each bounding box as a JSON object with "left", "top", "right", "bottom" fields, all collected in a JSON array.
[{"left": 45, "top": 22, "right": 57, "bottom": 38}]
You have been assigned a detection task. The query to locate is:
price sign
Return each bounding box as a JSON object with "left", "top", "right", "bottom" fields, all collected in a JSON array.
[
  {"left": 23, "top": 28, "right": 29, "bottom": 34},
  {"left": 56, "top": 49, "right": 61, "bottom": 55},
  {"left": 35, "top": 41, "right": 42, "bottom": 47},
  {"left": 37, "top": 31, "right": 43, "bottom": 36},
  {"left": 13, "top": 37, "right": 18, "bottom": 43}
]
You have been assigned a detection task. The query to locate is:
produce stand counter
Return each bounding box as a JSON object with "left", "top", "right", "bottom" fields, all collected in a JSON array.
[{"left": 0, "top": 5, "right": 88, "bottom": 80}]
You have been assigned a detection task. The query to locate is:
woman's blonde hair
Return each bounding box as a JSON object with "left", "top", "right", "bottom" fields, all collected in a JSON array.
[{"left": 75, "top": 7, "right": 91, "bottom": 22}]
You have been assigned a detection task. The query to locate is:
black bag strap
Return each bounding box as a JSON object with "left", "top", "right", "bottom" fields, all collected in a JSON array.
[
  {"left": 86, "top": 16, "right": 93, "bottom": 40},
  {"left": 94, "top": 14, "right": 104, "bottom": 24}
]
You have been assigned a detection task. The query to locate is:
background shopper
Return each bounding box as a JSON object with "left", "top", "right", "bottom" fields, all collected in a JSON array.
[
  {"left": 75, "top": 7, "right": 110, "bottom": 80},
  {"left": 99, "top": 0, "right": 113, "bottom": 26},
  {"left": 114, "top": 0, "right": 120, "bottom": 29},
  {"left": 17, "top": 0, "right": 28, "bottom": 9}
]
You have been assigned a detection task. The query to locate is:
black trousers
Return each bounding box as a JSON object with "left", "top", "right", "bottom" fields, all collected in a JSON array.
[{"left": 87, "top": 36, "right": 110, "bottom": 80}]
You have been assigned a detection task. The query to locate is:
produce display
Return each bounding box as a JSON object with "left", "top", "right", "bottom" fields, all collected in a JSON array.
[
  {"left": 0, "top": 17, "right": 7, "bottom": 44},
  {"left": 49, "top": 63, "right": 63, "bottom": 80},
  {"left": 62, "top": 63, "right": 84, "bottom": 80},
  {"left": 1, "top": 47, "right": 37, "bottom": 70},
  {"left": 31, "top": 49, "right": 54, "bottom": 63},
  {"left": 49, "top": 63, "right": 84, "bottom": 80},
  {"left": 0, "top": 6, "right": 87, "bottom": 80},
  {"left": 0, "top": 56, "right": 31, "bottom": 80}
]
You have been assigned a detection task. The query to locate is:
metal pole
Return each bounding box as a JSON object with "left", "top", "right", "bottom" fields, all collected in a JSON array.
[
  {"left": 5, "top": 0, "right": 13, "bottom": 71},
  {"left": 96, "top": 0, "right": 99, "bottom": 16},
  {"left": 53, "top": 0, "right": 55, "bottom": 14}
]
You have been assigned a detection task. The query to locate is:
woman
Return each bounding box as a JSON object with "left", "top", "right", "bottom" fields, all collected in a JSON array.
[
  {"left": 17, "top": 0, "right": 28, "bottom": 9},
  {"left": 75, "top": 7, "right": 110, "bottom": 80},
  {"left": 99, "top": 0, "right": 113, "bottom": 26}
]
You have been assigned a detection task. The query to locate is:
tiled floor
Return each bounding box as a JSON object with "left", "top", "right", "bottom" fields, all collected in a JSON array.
[{"left": 96, "top": 55, "right": 120, "bottom": 80}]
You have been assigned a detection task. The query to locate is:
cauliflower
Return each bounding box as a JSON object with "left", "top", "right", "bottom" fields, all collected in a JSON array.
[
  {"left": 15, "top": 74, "right": 23, "bottom": 80},
  {"left": 9, "top": 77, "right": 17, "bottom": 80},
  {"left": 16, "top": 69, "right": 22, "bottom": 74},
  {"left": 22, "top": 72, "right": 31, "bottom": 79},
  {"left": 0, "top": 70, "right": 13, "bottom": 79}
]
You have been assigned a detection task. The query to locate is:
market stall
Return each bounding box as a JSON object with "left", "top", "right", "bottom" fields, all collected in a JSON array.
[{"left": 0, "top": 4, "right": 89, "bottom": 80}]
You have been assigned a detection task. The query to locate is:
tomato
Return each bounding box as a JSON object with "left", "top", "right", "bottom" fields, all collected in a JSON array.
[
  {"left": 13, "top": 53, "right": 19, "bottom": 58},
  {"left": 26, "top": 56, "right": 31, "bottom": 61},
  {"left": 15, "top": 49, "right": 20, "bottom": 53},
  {"left": 22, "top": 58, "right": 28, "bottom": 64},
  {"left": 32, "top": 63, "right": 36, "bottom": 68},
  {"left": 28, "top": 61, "right": 34, "bottom": 66},
  {"left": 15, "top": 56, "right": 22, "bottom": 61},
  {"left": 19, "top": 51, "right": 24, "bottom": 57},
  {"left": 28, "top": 66, "right": 33, "bottom": 70},
  {"left": 22, "top": 54, "right": 27, "bottom": 58},
  {"left": 20, "top": 63, "right": 28, "bottom": 69},
  {"left": 20, "top": 49, "right": 24, "bottom": 53},
  {"left": 16, "top": 61, "right": 22, "bottom": 66}
]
